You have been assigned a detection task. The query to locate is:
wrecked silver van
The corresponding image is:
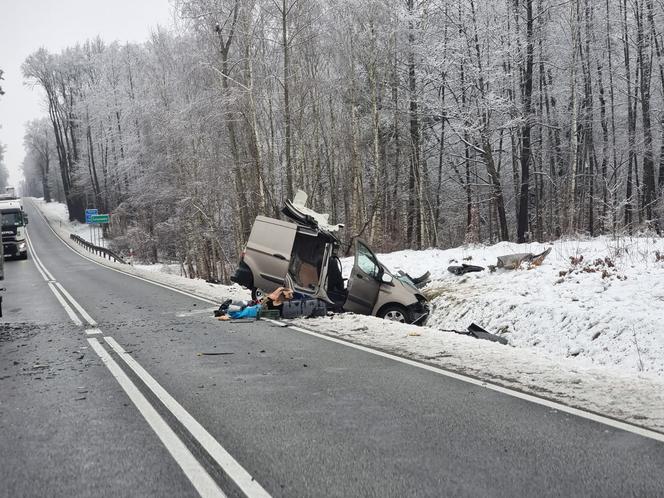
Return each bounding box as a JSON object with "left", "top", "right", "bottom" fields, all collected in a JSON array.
[{"left": 231, "top": 191, "right": 429, "bottom": 324}]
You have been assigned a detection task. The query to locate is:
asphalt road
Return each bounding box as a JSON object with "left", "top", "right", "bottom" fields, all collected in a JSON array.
[{"left": 1, "top": 199, "right": 664, "bottom": 497}]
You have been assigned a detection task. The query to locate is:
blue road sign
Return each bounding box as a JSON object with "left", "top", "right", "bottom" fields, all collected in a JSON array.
[{"left": 85, "top": 209, "right": 98, "bottom": 224}]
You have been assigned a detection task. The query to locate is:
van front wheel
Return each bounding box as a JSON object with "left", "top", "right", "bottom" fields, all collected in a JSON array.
[{"left": 377, "top": 304, "right": 411, "bottom": 324}]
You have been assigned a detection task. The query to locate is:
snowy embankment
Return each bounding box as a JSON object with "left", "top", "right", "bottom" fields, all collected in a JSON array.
[
  {"left": 41, "top": 201, "right": 109, "bottom": 248},
  {"left": 352, "top": 237, "right": 664, "bottom": 376},
  {"left": 31, "top": 198, "right": 664, "bottom": 431}
]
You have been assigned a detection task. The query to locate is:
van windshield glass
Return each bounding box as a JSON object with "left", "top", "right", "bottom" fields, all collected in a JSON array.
[
  {"left": 357, "top": 243, "right": 380, "bottom": 278},
  {"left": 2, "top": 211, "right": 23, "bottom": 227}
]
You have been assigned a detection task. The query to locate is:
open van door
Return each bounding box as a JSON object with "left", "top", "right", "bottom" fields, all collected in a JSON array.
[
  {"left": 244, "top": 216, "right": 297, "bottom": 292},
  {"left": 343, "top": 239, "right": 381, "bottom": 315}
]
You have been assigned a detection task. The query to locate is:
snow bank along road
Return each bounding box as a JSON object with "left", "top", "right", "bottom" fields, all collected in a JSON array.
[{"left": 1, "top": 200, "right": 664, "bottom": 497}]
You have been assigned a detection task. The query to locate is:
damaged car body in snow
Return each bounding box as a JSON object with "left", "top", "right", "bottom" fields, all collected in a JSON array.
[{"left": 231, "top": 191, "right": 430, "bottom": 324}]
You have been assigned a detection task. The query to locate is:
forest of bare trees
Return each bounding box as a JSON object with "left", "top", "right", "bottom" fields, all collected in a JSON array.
[{"left": 20, "top": 0, "right": 664, "bottom": 281}]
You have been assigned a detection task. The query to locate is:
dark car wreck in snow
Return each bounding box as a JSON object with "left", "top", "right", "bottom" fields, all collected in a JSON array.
[{"left": 231, "top": 191, "right": 430, "bottom": 324}]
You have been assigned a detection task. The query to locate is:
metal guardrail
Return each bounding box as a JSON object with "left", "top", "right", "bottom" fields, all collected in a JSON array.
[{"left": 70, "top": 234, "right": 127, "bottom": 264}]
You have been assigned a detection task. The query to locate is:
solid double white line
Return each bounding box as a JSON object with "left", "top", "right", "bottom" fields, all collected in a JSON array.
[
  {"left": 88, "top": 337, "right": 225, "bottom": 498},
  {"left": 104, "top": 336, "right": 269, "bottom": 497},
  {"left": 25, "top": 232, "right": 82, "bottom": 325},
  {"left": 24, "top": 228, "right": 271, "bottom": 498}
]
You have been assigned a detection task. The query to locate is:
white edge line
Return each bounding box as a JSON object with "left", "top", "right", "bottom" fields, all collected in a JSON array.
[
  {"left": 29, "top": 199, "right": 664, "bottom": 443},
  {"left": 103, "top": 336, "right": 271, "bottom": 498},
  {"left": 54, "top": 282, "right": 97, "bottom": 326},
  {"left": 87, "top": 338, "right": 225, "bottom": 498},
  {"left": 286, "top": 325, "right": 664, "bottom": 444},
  {"left": 47, "top": 282, "right": 83, "bottom": 326}
]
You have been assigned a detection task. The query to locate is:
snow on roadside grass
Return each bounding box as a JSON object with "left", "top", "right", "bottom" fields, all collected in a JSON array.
[
  {"left": 133, "top": 263, "right": 182, "bottom": 275},
  {"left": 343, "top": 237, "right": 664, "bottom": 376},
  {"left": 34, "top": 197, "right": 107, "bottom": 246},
  {"left": 293, "top": 313, "right": 664, "bottom": 432}
]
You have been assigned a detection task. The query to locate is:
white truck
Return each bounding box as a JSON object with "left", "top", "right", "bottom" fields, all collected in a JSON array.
[{"left": 0, "top": 197, "right": 28, "bottom": 260}]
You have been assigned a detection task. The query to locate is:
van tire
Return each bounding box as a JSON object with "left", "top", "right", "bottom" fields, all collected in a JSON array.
[
  {"left": 251, "top": 288, "right": 267, "bottom": 301},
  {"left": 377, "top": 304, "right": 411, "bottom": 324}
]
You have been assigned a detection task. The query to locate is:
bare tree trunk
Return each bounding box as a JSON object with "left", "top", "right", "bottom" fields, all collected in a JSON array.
[
  {"left": 407, "top": 0, "right": 422, "bottom": 248},
  {"left": 622, "top": 0, "right": 637, "bottom": 231},
  {"left": 281, "top": 0, "right": 294, "bottom": 200},
  {"left": 636, "top": 0, "right": 657, "bottom": 224},
  {"left": 567, "top": 0, "right": 580, "bottom": 234},
  {"left": 517, "top": 0, "right": 534, "bottom": 243}
]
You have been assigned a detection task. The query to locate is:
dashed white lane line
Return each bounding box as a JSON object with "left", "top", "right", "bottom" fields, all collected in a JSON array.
[
  {"left": 104, "top": 336, "right": 271, "bottom": 498},
  {"left": 87, "top": 337, "right": 226, "bottom": 498},
  {"left": 85, "top": 328, "right": 102, "bottom": 335}
]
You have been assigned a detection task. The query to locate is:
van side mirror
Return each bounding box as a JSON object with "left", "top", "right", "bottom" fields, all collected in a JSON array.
[
  {"left": 381, "top": 273, "right": 393, "bottom": 285},
  {"left": 23, "top": 214, "right": 28, "bottom": 225}
]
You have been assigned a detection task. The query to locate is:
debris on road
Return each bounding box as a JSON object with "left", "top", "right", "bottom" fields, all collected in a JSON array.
[
  {"left": 397, "top": 270, "right": 431, "bottom": 288},
  {"left": 438, "top": 323, "right": 508, "bottom": 345},
  {"left": 495, "top": 247, "right": 552, "bottom": 270},
  {"left": 214, "top": 286, "right": 328, "bottom": 321},
  {"left": 447, "top": 264, "right": 485, "bottom": 276}
]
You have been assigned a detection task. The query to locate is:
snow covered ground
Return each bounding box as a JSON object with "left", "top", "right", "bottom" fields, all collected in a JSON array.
[
  {"left": 31, "top": 198, "right": 664, "bottom": 431},
  {"left": 344, "top": 237, "right": 664, "bottom": 376},
  {"left": 37, "top": 199, "right": 109, "bottom": 248}
]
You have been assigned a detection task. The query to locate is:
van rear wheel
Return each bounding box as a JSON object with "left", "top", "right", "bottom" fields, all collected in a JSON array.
[
  {"left": 378, "top": 304, "right": 411, "bottom": 324},
  {"left": 251, "top": 288, "right": 267, "bottom": 301}
]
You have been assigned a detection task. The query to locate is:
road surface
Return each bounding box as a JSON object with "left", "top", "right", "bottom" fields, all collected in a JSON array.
[{"left": 1, "top": 199, "right": 663, "bottom": 497}]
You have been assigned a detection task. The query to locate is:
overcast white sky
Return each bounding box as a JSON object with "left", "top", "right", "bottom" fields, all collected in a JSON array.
[{"left": 0, "top": 0, "right": 174, "bottom": 186}]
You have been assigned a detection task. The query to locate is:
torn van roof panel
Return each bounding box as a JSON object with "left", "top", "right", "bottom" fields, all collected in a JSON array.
[{"left": 283, "top": 190, "right": 344, "bottom": 233}]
